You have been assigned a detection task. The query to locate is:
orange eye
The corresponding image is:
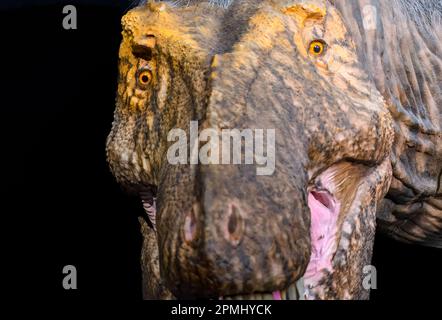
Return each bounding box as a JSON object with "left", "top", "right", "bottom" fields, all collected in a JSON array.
[
  {"left": 137, "top": 69, "right": 152, "bottom": 87},
  {"left": 309, "top": 40, "right": 326, "bottom": 56}
]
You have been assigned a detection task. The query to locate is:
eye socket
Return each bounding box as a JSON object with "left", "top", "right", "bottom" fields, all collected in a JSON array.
[
  {"left": 309, "top": 40, "right": 326, "bottom": 57},
  {"left": 137, "top": 69, "right": 152, "bottom": 88}
]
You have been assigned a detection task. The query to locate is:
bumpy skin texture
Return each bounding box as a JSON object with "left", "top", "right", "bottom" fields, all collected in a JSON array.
[
  {"left": 333, "top": 0, "right": 442, "bottom": 246},
  {"left": 106, "top": 0, "right": 442, "bottom": 299}
]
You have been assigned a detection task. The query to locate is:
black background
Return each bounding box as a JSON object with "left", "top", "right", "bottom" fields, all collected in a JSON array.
[{"left": 1, "top": 1, "right": 440, "bottom": 301}]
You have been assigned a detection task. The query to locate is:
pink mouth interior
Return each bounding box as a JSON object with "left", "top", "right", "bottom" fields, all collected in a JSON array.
[
  {"left": 272, "top": 291, "right": 282, "bottom": 300},
  {"left": 304, "top": 189, "right": 340, "bottom": 287},
  {"left": 257, "top": 188, "right": 341, "bottom": 301}
]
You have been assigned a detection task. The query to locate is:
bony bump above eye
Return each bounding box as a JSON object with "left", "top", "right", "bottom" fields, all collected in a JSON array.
[
  {"left": 137, "top": 69, "right": 152, "bottom": 87},
  {"left": 309, "top": 40, "right": 327, "bottom": 57}
]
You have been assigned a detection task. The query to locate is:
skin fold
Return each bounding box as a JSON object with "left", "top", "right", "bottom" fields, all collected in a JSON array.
[{"left": 106, "top": 0, "right": 442, "bottom": 299}]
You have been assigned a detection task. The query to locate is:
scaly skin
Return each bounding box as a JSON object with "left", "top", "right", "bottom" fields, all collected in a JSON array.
[
  {"left": 334, "top": 0, "right": 442, "bottom": 247},
  {"left": 106, "top": 0, "right": 442, "bottom": 299}
]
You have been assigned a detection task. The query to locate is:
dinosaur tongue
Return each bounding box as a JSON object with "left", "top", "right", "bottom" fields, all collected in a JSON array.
[{"left": 272, "top": 291, "right": 282, "bottom": 300}]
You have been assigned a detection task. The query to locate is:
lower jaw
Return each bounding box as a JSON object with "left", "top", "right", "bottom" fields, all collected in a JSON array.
[{"left": 220, "top": 277, "right": 306, "bottom": 300}]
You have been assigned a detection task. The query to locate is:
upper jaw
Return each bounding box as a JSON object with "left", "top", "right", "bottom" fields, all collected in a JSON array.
[{"left": 141, "top": 159, "right": 392, "bottom": 300}]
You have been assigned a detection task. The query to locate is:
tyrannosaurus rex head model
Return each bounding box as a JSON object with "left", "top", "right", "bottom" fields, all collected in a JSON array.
[{"left": 106, "top": 0, "right": 442, "bottom": 299}]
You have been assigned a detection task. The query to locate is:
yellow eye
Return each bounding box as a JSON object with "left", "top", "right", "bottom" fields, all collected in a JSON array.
[
  {"left": 137, "top": 69, "right": 152, "bottom": 87},
  {"left": 309, "top": 40, "right": 326, "bottom": 56}
]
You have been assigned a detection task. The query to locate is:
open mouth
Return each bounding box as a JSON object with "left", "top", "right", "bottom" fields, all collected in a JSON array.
[
  {"left": 138, "top": 159, "right": 391, "bottom": 300},
  {"left": 219, "top": 173, "right": 341, "bottom": 301},
  {"left": 220, "top": 278, "right": 307, "bottom": 300},
  {"left": 304, "top": 178, "right": 342, "bottom": 295}
]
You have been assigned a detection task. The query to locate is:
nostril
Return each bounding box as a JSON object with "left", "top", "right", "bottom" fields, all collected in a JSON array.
[
  {"left": 225, "top": 204, "right": 244, "bottom": 247},
  {"left": 228, "top": 210, "right": 238, "bottom": 234},
  {"left": 184, "top": 204, "right": 198, "bottom": 243}
]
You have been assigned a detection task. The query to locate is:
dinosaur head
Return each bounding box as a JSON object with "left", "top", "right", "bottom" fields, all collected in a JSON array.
[{"left": 106, "top": 0, "right": 394, "bottom": 299}]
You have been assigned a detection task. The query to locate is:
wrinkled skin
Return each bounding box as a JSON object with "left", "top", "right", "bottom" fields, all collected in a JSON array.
[{"left": 106, "top": 0, "right": 442, "bottom": 300}]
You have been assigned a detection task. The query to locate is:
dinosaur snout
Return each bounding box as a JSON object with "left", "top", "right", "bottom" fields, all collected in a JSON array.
[{"left": 156, "top": 163, "right": 311, "bottom": 299}]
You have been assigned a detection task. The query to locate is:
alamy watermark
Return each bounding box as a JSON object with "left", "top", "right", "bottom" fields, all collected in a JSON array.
[
  {"left": 167, "top": 121, "right": 276, "bottom": 176},
  {"left": 362, "top": 5, "right": 378, "bottom": 31},
  {"left": 62, "top": 265, "right": 77, "bottom": 290},
  {"left": 62, "top": 5, "right": 77, "bottom": 30},
  {"left": 362, "top": 265, "right": 377, "bottom": 290}
]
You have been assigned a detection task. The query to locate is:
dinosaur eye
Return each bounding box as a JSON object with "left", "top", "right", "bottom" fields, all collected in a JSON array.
[
  {"left": 137, "top": 69, "right": 152, "bottom": 88},
  {"left": 309, "top": 40, "right": 326, "bottom": 56}
]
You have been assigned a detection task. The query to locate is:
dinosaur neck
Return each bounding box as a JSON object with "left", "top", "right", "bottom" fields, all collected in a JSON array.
[
  {"left": 334, "top": 0, "right": 442, "bottom": 246},
  {"left": 334, "top": 0, "right": 442, "bottom": 134}
]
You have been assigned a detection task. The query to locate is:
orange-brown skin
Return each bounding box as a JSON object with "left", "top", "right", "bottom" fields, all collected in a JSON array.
[{"left": 106, "top": 0, "right": 441, "bottom": 299}]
